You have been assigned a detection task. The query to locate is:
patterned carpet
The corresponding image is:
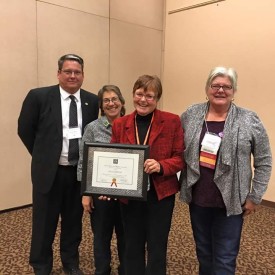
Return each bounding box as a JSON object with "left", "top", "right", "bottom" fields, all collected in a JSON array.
[{"left": 1, "top": 195, "right": 275, "bottom": 275}]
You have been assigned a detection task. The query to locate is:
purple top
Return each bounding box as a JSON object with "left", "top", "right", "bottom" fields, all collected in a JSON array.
[{"left": 192, "top": 121, "right": 225, "bottom": 208}]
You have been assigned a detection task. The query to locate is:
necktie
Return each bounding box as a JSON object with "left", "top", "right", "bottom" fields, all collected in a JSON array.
[{"left": 68, "top": 95, "right": 79, "bottom": 165}]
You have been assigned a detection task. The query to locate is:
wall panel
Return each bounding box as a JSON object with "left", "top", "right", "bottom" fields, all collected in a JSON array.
[
  {"left": 37, "top": 1, "right": 109, "bottom": 93},
  {"left": 163, "top": 0, "right": 275, "bottom": 201},
  {"left": 110, "top": 19, "right": 163, "bottom": 113},
  {"left": 0, "top": 0, "right": 37, "bottom": 210},
  {"left": 38, "top": 0, "right": 109, "bottom": 17},
  {"left": 111, "top": 0, "right": 164, "bottom": 30}
]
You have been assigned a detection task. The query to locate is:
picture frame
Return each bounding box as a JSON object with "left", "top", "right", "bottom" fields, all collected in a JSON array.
[{"left": 81, "top": 142, "right": 150, "bottom": 201}]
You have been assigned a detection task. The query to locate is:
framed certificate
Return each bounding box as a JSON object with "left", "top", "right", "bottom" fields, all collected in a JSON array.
[{"left": 81, "top": 142, "right": 150, "bottom": 200}]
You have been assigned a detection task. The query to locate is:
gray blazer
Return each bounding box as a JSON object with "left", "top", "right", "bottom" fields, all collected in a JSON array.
[{"left": 180, "top": 102, "right": 272, "bottom": 216}]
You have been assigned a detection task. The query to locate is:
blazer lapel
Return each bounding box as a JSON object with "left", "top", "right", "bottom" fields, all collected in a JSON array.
[
  {"left": 50, "top": 85, "right": 62, "bottom": 137},
  {"left": 214, "top": 103, "right": 239, "bottom": 180},
  {"left": 149, "top": 109, "right": 164, "bottom": 146},
  {"left": 80, "top": 90, "right": 90, "bottom": 134},
  {"left": 184, "top": 104, "right": 206, "bottom": 177},
  {"left": 124, "top": 112, "right": 137, "bottom": 144}
]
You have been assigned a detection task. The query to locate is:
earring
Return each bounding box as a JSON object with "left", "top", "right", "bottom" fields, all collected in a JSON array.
[
  {"left": 206, "top": 96, "right": 209, "bottom": 101},
  {"left": 231, "top": 98, "right": 234, "bottom": 102}
]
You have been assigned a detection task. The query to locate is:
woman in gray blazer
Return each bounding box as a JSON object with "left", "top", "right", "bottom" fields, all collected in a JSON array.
[
  {"left": 78, "top": 85, "right": 126, "bottom": 275},
  {"left": 180, "top": 66, "right": 272, "bottom": 275}
]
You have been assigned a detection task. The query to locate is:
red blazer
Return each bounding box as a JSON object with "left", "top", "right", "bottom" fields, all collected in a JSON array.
[{"left": 111, "top": 109, "right": 184, "bottom": 200}]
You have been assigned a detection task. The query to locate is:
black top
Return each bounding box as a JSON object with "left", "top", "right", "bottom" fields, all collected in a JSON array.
[
  {"left": 192, "top": 121, "right": 225, "bottom": 208},
  {"left": 135, "top": 112, "right": 153, "bottom": 145}
]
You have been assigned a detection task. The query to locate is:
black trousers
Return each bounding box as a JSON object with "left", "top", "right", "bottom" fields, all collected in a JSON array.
[
  {"left": 30, "top": 165, "right": 83, "bottom": 274},
  {"left": 91, "top": 196, "right": 125, "bottom": 275},
  {"left": 120, "top": 186, "right": 175, "bottom": 275}
]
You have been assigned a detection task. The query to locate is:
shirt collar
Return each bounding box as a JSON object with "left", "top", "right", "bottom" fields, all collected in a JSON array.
[
  {"left": 101, "top": 116, "right": 111, "bottom": 128},
  {"left": 59, "top": 86, "right": 81, "bottom": 102}
]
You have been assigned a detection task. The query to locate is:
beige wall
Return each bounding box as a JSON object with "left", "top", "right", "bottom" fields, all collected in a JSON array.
[
  {"left": 109, "top": 0, "right": 164, "bottom": 113},
  {"left": 0, "top": 0, "right": 37, "bottom": 211},
  {"left": 1, "top": 0, "right": 164, "bottom": 210},
  {"left": 2, "top": 0, "right": 274, "bottom": 210},
  {"left": 163, "top": 0, "right": 275, "bottom": 202}
]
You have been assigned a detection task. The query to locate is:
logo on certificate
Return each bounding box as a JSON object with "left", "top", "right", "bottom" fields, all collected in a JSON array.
[{"left": 113, "top": 159, "right": 118, "bottom": 164}]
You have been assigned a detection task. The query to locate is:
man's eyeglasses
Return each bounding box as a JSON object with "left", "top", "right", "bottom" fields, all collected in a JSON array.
[
  {"left": 210, "top": 84, "right": 233, "bottom": 91},
  {"left": 61, "top": 70, "right": 83, "bottom": 76},
  {"left": 134, "top": 93, "right": 155, "bottom": 101},
  {"left": 103, "top": 97, "right": 119, "bottom": 104}
]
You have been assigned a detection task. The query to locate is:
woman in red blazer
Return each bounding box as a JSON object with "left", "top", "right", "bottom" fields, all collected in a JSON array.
[{"left": 111, "top": 75, "right": 184, "bottom": 275}]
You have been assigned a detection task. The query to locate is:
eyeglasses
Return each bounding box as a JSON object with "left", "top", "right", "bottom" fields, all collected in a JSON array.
[
  {"left": 134, "top": 93, "right": 155, "bottom": 101},
  {"left": 210, "top": 84, "right": 233, "bottom": 91},
  {"left": 61, "top": 70, "right": 83, "bottom": 76},
  {"left": 103, "top": 97, "right": 119, "bottom": 104}
]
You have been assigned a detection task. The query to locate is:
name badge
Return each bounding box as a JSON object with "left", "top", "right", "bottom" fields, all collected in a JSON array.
[
  {"left": 200, "top": 132, "right": 221, "bottom": 169},
  {"left": 67, "top": 127, "right": 82, "bottom": 139}
]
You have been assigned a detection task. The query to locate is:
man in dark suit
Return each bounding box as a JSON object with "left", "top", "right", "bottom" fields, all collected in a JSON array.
[{"left": 18, "top": 54, "right": 99, "bottom": 275}]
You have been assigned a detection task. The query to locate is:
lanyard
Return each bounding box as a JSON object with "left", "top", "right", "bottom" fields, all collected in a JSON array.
[
  {"left": 135, "top": 112, "right": 154, "bottom": 145},
  {"left": 204, "top": 104, "right": 230, "bottom": 135}
]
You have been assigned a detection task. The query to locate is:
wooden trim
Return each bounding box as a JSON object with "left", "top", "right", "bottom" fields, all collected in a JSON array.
[
  {"left": 0, "top": 204, "right": 32, "bottom": 214},
  {"left": 261, "top": 200, "right": 275, "bottom": 208},
  {"left": 168, "top": 0, "right": 226, "bottom": 15}
]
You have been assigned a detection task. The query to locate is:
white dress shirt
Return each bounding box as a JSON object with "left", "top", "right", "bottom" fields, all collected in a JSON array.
[{"left": 59, "top": 87, "right": 83, "bottom": 165}]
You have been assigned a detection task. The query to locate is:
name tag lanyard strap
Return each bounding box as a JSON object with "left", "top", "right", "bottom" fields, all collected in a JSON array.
[
  {"left": 200, "top": 111, "right": 225, "bottom": 169},
  {"left": 135, "top": 112, "right": 154, "bottom": 146},
  {"left": 204, "top": 103, "right": 232, "bottom": 135}
]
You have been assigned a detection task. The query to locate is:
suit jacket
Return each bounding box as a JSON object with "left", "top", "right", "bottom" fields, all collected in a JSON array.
[
  {"left": 111, "top": 109, "right": 184, "bottom": 200},
  {"left": 18, "top": 84, "right": 99, "bottom": 194},
  {"left": 180, "top": 102, "right": 272, "bottom": 216}
]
